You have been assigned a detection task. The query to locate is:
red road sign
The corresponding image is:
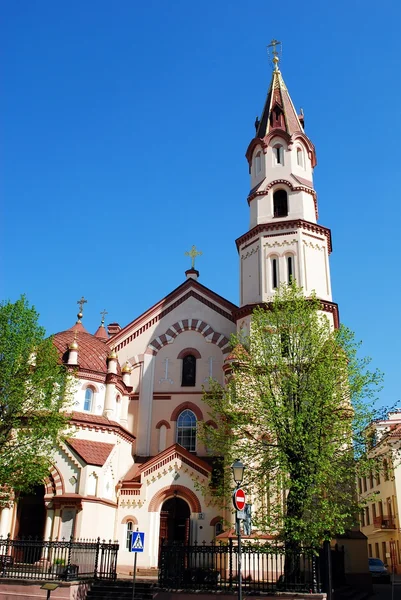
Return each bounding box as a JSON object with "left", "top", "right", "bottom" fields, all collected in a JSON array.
[{"left": 233, "top": 488, "right": 246, "bottom": 511}]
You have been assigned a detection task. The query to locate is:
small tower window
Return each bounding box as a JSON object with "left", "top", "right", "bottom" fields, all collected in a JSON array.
[
  {"left": 176, "top": 409, "right": 197, "bottom": 452},
  {"left": 182, "top": 354, "right": 196, "bottom": 387},
  {"left": 273, "top": 190, "right": 288, "bottom": 217},
  {"left": 287, "top": 256, "right": 294, "bottom": 283},
  {"left": 271, "top": 258, "right": 278, "bottom": 289},
  {"left": 273, "top": 145, "right": 284, "bottom": 165},
  {"left": 84, "top": 387, "right": 94, "bottom": 412},
  {"left": 296, "top": 147, "right": 304, "bottom": 168},
  {"left": 254, "top": 151, "right": 262, "bottom": 174}
]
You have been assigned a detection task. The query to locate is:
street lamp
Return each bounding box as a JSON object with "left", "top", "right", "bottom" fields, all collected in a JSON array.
[
  {"left": 231, "top": 459, "right": 245, "bottom": 600},
  {"left": 231, "top": 459, "right": 245, "bottom": 487}
]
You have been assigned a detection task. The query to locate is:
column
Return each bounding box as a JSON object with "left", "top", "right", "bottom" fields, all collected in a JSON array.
[
  {"left": 44, "top": 509, "right": 55, "bottom": 540},
  {"left": 0, "top": 506, "right": 11, "bottom": 537},
  {"left": 136, "top": 354, "right": 155, "bottom": 456}
]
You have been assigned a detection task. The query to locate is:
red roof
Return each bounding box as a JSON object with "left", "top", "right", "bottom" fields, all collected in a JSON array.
[
  {"left": 53, "top": 328, "right": 120, "bottom": 375},
  {"left": 67, "top": 438, "right": 114, "bottom": 466},
  {"left": 94, "top": 325, "right": 109, "bottom": 340},
  {"left": 69, "top": 411, "right": 135, "bottom": 441}
]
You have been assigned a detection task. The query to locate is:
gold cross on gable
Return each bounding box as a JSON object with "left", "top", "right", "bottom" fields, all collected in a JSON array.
[
  {"left": 100, "top": 309, "right": 108, "bottom": 324},
  {"left": 185, "top": 245, "right": 202, "bottom": 269},
  {"left": 77, "top": 296, "right": 87, "bottom": 314}
]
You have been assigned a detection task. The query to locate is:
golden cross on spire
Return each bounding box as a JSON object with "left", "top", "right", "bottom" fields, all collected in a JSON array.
[
  {"left": 100, "top": 309, "right": 108, "bottom": 325},
  {"left": 185, "top": 245, "right": 202, "bottom": 269},
  {"left": 76, "top": 296, "right": 87, "bottom": 323},
  {"left": 267, "top": 39, "right": 282, "bottom": 71}
]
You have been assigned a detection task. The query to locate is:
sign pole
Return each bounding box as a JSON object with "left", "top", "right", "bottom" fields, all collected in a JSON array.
[
  {"left": 236, "top": 507, "right": 242, "bottom": 600},
  {"left": 132, "top": 551, "right": 137, "bottom": 600},
  {"left": 130, "top": 529, "right": 145, "bottom": 600}
]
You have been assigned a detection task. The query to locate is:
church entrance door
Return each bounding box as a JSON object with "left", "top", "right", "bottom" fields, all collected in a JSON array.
[
  {"left": 15, "top": 484, "right": 46, "bottom": 539},
  {"left": 14, "top": 484, "right": 46, "bottom": 563},
  {"left": 159, "top": 496, "right": 190, "bottom": 548}
]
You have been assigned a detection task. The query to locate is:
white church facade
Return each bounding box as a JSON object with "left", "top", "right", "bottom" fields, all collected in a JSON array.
[{"left": 0, "top": 50, "right": 339, "bottom": 572}]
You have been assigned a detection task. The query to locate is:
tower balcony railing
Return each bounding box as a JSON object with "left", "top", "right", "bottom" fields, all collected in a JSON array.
[{"left": 373, "top": 516, "right": 396, "bottom": 530}]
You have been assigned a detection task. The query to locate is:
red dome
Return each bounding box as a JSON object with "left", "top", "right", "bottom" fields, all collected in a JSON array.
[{"left": 53, "top": 327, "right": 121, "bottom": 375}]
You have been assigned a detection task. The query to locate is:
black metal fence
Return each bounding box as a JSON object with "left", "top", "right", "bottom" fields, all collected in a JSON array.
[
  {"left": 159, "top": 539, "right": 322, "bottom": 593},
  {"left": 0, "top": 536, "right": 118, "bottom": 581}
]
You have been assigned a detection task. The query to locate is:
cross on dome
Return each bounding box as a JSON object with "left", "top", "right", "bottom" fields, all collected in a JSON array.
[{"left": 76, "top": 296, "right": 87, "bottom": 323}]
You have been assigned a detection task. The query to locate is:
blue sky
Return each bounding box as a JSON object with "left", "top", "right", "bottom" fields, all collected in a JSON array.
[{"left": 1, "top": 1, "right": 400, "bottom": 408}]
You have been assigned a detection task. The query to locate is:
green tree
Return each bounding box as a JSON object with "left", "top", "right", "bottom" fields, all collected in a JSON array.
[
  {"left": 0, "top": 296, "right": 70, "bottom": 505},
  {"left": 202, "top": 283, "right": 383, "bottom": 551}
]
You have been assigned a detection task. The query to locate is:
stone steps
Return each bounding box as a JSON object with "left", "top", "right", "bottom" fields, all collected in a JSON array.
[{"left": 86, "top": 580, "right": 155, "bottom": 600}]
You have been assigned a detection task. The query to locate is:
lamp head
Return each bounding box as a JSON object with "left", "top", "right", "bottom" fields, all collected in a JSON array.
[{"left": 231, "top": 458, "right": 245, "bottom": 485}]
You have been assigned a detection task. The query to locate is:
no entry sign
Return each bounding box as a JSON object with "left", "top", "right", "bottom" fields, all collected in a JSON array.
[{"left": 232, "top": 487, "right": 246, "bottom": 511}]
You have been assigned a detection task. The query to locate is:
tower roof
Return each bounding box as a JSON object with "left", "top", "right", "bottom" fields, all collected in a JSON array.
[{"left": 255, "top": 61, "right": 304, "bottom": 138}]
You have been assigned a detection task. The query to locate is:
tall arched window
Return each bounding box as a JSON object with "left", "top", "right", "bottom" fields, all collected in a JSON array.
[
  {"left": 273, "top": 189, "right": 288, "bottom": 217},
  {"left": 296, "top": 147, "right": 304, "bottom": 168},
  {"left": 84, "top": 387, "right": 94, "bottom": 412},
  {"left": 287, "top": 255, "right": 294, "bottom": 283},
  {"left": 182, "top": 355, "right": 196, "bottom": 387},
  {"left": 126, "top": 521, "right": 133, "bottom": 550},
  {"left": 271, "top": 257, "right": 279, "bottom": 289},
  {"left": 176, "top": 409, "right": 197, "bottom": 452}
]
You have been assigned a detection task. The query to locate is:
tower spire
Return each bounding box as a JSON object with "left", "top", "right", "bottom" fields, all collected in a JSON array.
[{"left": 254, "top": 40, "right": 305, "bottom": 140}]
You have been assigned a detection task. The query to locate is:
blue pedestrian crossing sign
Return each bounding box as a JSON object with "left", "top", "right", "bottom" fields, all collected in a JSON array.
[{"left": 131, "top": 531, "right": 145, "bottom": 552}]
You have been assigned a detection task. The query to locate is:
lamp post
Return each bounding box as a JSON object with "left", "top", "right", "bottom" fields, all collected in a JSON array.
[{"left": 231, "top": 459, "right": 245, "bottom": 600}]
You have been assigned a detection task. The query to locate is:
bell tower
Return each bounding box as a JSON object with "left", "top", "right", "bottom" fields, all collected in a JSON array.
[{"left": 235, "top": 43, "right": 339, "bottom": 330}]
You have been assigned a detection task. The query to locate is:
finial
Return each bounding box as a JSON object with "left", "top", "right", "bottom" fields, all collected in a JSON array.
[
  {"left": 108, "top": 346, "right": 117, "bottom": 360},
  {"left": 69, "top": 331, "right": 79, "bottom": 351},
  {"left": 100, "top": 309, "right": 108, "bottom": 327},
  {"left": 76, "top": 296, "right": 87, "bottom": 323},
  {"left": 267, "top": 39, "right": 282, "bottom": 71},
  {"left": 185, "top": 245, "right": 202, "bottom": 270}
]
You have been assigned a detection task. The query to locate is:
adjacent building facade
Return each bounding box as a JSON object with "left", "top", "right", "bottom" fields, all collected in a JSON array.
[
  {"left": 358, "top": 411, "right": 401, "bottom": 573},
  {"left": 0, "top": 51, "right": 339, "bottom": 571}
]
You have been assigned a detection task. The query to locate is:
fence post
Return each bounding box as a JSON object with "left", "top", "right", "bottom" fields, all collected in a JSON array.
[
  {"left": 229, "top": 537, "right": 233, "bottom": 589},
  {"left": 65, "top": 535, "right": 73, "bottom": 581},
  {"left": 311, "top": 552, "right": 319, "bottom": 593},
  {"left": 94, "top": 537, "right": 101, "bottom": 579}
]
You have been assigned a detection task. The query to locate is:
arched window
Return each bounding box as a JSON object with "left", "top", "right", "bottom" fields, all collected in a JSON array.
[
  {"left": 273, "top": 144, "right": 284, "bottom": 165},
  {"left": 215, "top": 522, "right": 223, "bottom": 537},
  {"left": 287, "top": 255, "right": 294, "bottom": 283},
  {"left": 296, "top": 147, "right": 304, "bottom": 168},
  {"left": 271, "top": 257, "right": 279, "bottom": 289},
  {"left": 176, "top": 409, "right": 197, "bottom": 452},
  {"left": 84, "top": 387, "right": 94, "bottom": 412},
  {"left": 273, "top": 189, "right": 288, "bottom": 217},
  {"left": 182, "top": 355, "right": 196, "bottom": 387},
  {"left": 254, "top": 151, "right": 262, "bottom": 174},
  {"left": 126, "top": 521, "right": 133, "bottom": 550}
]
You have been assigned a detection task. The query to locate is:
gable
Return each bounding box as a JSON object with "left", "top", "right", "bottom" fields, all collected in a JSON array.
[{"left": 112, "top": 280, "right": 237, "bottom": 363}]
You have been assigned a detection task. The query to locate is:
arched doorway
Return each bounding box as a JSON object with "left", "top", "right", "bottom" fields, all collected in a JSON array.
[
  {"left": 15, "top": 484, "right": 46, "bottom": 539},
  {"left": 159, "top": 494, "right": 191, "bottom": 546}
]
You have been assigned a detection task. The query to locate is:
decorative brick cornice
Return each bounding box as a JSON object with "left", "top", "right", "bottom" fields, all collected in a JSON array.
[
  {"left": 147, "top": 319, "right": 231, "bottom": 356},
  {"left": 148, "top": 484, "right": 202, "bottom": 513},
  {"left": 234, "top": 300, "right": 340, "bottom": 329},
  {"left": 236, "top": 219, "right": 332, "bottom": 254},
  {"left": 69, "top": 412, "right": 136, "bottom": 443},
  {"left": 111, "top": 280, "right": 238, "bottom": 349},
  {"left": 170, "top": 402, "right": 204, "bottom": 422}
]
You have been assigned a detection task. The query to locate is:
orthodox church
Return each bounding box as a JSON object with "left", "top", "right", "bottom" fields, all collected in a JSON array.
[{"left": 0, "top": 49, "right": 338, "bottom": 571}]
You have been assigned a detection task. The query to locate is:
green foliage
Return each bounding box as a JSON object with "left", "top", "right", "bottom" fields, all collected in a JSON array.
[
  {"left": 202, "top": 283, "right": 383, "bottom": 547},
  {"left": 0, "top": 296, "right": 71, "bottom": 505}
]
